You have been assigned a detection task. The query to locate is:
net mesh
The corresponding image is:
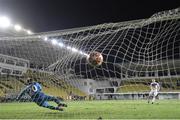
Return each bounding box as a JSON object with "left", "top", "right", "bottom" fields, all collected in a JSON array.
[{"left": 0, "top": 7, "right": 180, "bottom": 119}]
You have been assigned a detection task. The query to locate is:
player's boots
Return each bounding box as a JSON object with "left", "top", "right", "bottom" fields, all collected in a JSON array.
[
  {"left": 58, "top": 103, "right": 68, "bottom": 107},
  {"left": 58, "top": 108, "right": 64, "bottom": 111},
  {"left": 57, "top": 107, "right": 64, "bottom": 111}
]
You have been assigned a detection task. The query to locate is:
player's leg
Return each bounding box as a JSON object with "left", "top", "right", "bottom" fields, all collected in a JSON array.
[
  {"left": 152, "top": 91, "right": 158, "bottom": 104},
  {"left": 152, "top": 94, "right": 155, "bottom": 104},
  {"left": 45, "top": 95, "right": 67, "bottom": 107},
  {"left": 37, "top": 101, "right": 63, "bottom": 111},
  {"left": 147, "top": 91, "right": 153, "bottom": 103},
  {"left": 34, "top": 93, "right": 64, "bottom": 111}
]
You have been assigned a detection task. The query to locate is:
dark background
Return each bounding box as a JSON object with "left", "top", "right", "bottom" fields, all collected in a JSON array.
[{"left": 0, "top": 0, "right": 180, "bottom": 32}]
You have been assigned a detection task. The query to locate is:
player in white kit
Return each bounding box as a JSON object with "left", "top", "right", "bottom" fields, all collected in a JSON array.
[{"left": 148, "top": 79, "right": 160, "bottom": 104}]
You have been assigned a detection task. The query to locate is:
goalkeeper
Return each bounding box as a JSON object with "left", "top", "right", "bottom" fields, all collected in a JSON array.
[{"left": 17, "top": 78, "right": 67, "bottom": 111}]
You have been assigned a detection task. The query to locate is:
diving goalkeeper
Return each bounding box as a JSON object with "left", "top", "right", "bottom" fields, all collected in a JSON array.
[{"left": 16, "top": 78, "right": 67, "bottom": 111}]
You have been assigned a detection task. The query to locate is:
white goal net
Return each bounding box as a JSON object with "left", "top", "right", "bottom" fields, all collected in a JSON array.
[{"left": 0, "top": 7, "right": 180, "bottom": 119}]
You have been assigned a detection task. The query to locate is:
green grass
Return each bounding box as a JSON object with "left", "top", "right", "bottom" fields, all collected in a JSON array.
[{"left": 0, "top": 100, "right": 180, "bottom": 119}]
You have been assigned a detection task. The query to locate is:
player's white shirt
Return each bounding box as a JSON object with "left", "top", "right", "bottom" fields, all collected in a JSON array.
[
  {"left": 149, "top": 82, "right": 160, "bottom": 97},
  {"left": 150, "top": 82, "right": 160, "bottom": 91}
]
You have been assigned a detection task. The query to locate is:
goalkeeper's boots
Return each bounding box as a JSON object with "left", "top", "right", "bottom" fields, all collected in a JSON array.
[
  {"left": 58, "top": 103, "right": 68, "bottom": 107},
  {"left": 58, "top": 107, "right": 64, "bottom": 111}
]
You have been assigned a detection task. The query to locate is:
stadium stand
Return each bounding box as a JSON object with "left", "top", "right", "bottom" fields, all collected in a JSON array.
[
  {"left": 117, "top": 78, "right": 180, "bottom": 93},
  {"left": 0, "top": 69, "right": 86, "bottom": 102}
]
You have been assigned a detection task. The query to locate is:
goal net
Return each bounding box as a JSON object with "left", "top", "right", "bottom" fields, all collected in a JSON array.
[{"left": 0, "top": 7, "right": 180, "bottom": 119}]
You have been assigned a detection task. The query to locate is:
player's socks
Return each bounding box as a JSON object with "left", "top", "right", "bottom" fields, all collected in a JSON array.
[{"left": 152, "top": 97, "right": 155, "bottom": 103}]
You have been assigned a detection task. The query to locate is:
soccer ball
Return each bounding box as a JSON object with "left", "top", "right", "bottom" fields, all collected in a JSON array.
[{"left": 87, "top": 51, "right": 103, "bottom": 67}]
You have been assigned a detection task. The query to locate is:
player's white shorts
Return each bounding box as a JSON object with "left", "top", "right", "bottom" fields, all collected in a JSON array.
[{"left": 149, "top": 90, "right": 158, "bottom": 97}]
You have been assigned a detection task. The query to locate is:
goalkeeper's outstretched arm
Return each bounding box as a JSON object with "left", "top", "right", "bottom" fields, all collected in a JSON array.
[{"left": 16, "top": 85, "right": 30, "bottom": 100}]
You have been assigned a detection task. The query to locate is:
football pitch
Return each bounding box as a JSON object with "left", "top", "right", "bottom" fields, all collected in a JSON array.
[{"left": 0, "top": 100, "right": 180, "bottom": 119}]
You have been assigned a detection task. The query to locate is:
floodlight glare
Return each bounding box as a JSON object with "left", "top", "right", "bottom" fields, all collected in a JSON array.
[
  {"left": 58, "top": 42, "right": 64, "bottom": 47},
  {"left": 43, "top": 37, "right": 48, "bottom": 41},
  {"left": 0, "top": 16, "right": 11, "bottom": 28},
  {"left": 83, "top": 53, "right": 89, "bottom": 57},
  {"left": 52, "top": 39, "right": 58, "bottom": 45},
  {"left": 27, "top": 30, "right": 32, "bottom": 34},
  {"left": 67, "top": 46, "right": 71, "bottom": 50},
  {"left": 14, "top": 24, "right": 22, "bottom": 31},
  {"left": 71, "top": 48, "right": 78, "bottom": 52},
  {"left": 79, "top": 51, "right": 83, "bottom": 54}
]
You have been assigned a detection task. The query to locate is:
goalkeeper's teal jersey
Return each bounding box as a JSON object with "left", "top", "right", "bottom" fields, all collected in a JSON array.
[{"left": 17, "top": 82, "right": 42, "bottom": 100}]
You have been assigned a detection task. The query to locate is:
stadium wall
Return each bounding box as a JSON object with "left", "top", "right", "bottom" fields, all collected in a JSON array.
[{"left": 94, "top": 92, "right": 180, "bottom": 100}]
